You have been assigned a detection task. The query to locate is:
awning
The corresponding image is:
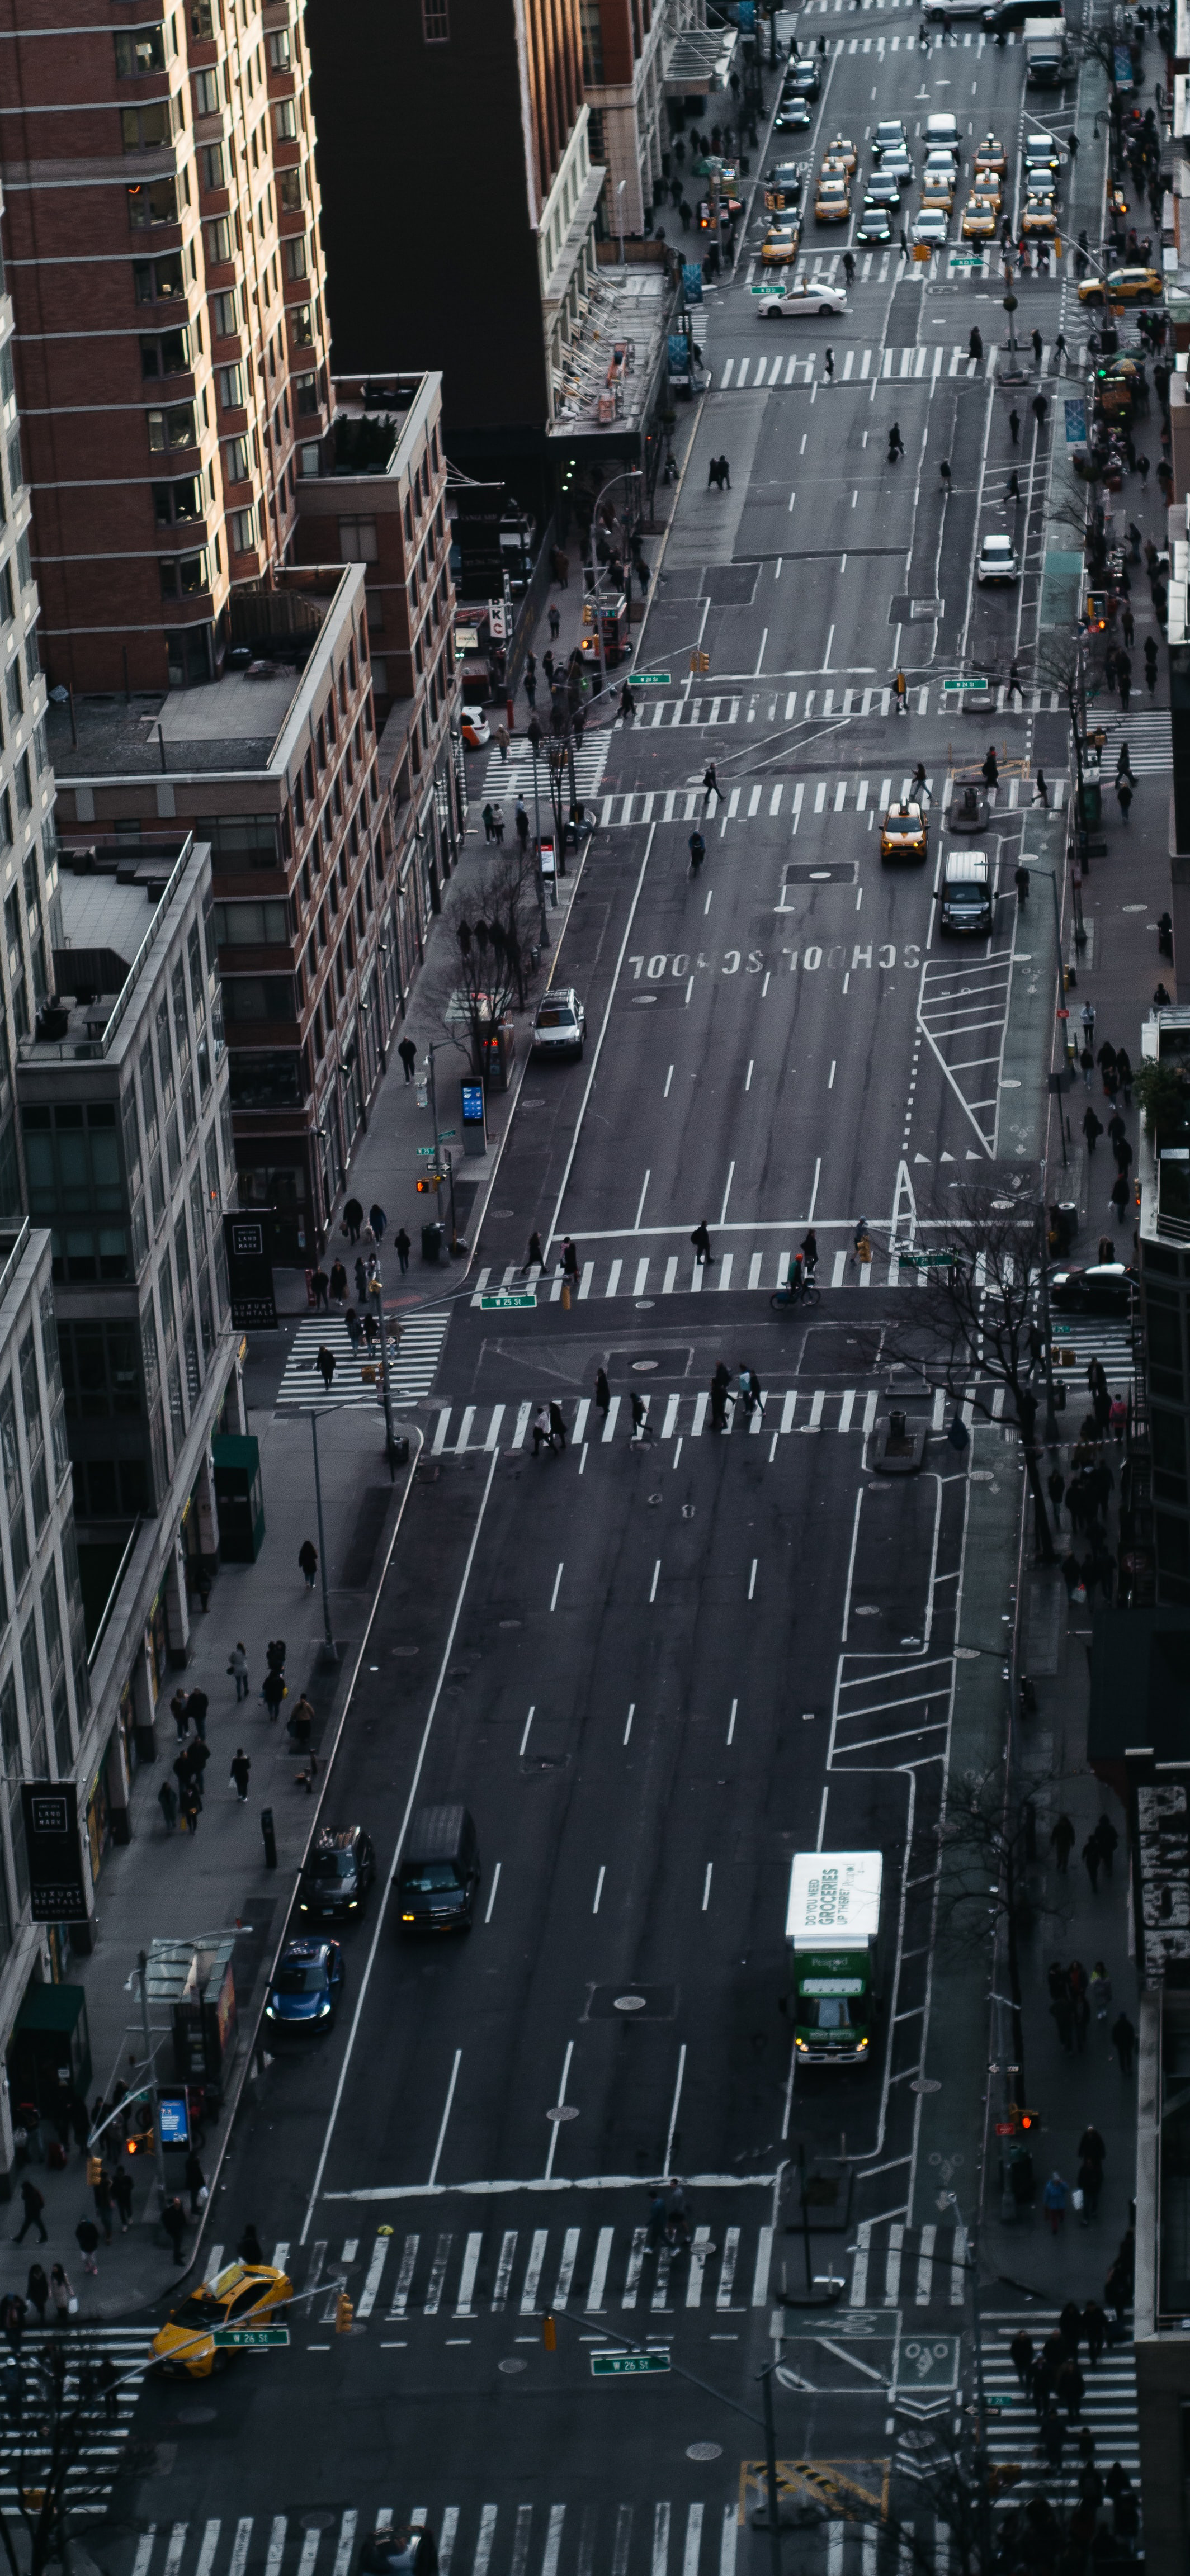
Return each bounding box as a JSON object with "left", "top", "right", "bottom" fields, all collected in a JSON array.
[{"left": 664, "top": 23, "right": 738, "bottom": 94}]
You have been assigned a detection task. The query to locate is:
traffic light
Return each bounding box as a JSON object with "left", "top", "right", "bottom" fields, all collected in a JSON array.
[
  {"left": 542, "top": 2313, "right": 557, "bottom": 2352},
  {"left": 689, "top": 650, "right": 710, "bottom": 674},
  {"left": 87, "top": 2154, "right": 102, "bottom": 2187},
  {"left": 1085, "top": 595, "right": 1107, "bottom": 630},
  {"left": 335, "top": 2292, "right": 354, "bottom": 2334},
  {"left": 1008, "top": 2103, "right": 1040, "bottom": 2137},
  {"left": 415, "top": 1174, "right": 441, "bottom": 1194}
]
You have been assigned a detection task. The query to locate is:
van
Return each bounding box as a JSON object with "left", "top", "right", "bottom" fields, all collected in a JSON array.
[
  {"left": 397, "top": 1805, "right": 481, "bottom": 1933},
  {"left": 939, "top": 848, "right": 994, "bottom": 936},
  {"left": 924, "top": 112, "right": 961, "bottom": 152}
]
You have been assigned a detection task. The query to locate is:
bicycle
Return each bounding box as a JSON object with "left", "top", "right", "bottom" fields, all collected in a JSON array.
[{"left": 771, "top": 1272, "right": 821, "bottom": 1311}]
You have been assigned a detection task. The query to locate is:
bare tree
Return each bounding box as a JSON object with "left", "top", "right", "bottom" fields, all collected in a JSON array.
[
  {"left": 861, "top": 1185, "right": 1058, "bottom": 1562},
  {"left": 935, "top": 1763, "right": 1065, "bottom": 2110},
  {"left": 421, "top": 850, "right": 546, "bottom": 1078},
  {"left": 0, "top": 2334, "right": 150, "bottom": 2576}
]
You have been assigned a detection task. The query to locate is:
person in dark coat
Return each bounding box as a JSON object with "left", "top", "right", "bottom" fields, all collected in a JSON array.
[
  {"left": 299, "top": 1539, "right": 318, "bottom": 1589},
  {"left": 184, "top": 2150, "right": 206, "bottom": 2215},
  {"left": 111, "top": 2166, "right": 133, "bottom": 2232},
  {"left": 238, "top": 2222, "right": 265, "bottom": 2266},
  {"left": 1083, "top": 2299, "right": 1107, "bottom": 2365},
  {"left": 161, "top": 2196, "right": 187, "bottom": 2262},
  {"left": 25, "top": 2264, "right": 48, "bottom": 2325},
  {"left": 13, "top": 2179, "right": 46, "bottom": 2245},
  {"left": 342, "top": 1198, "right": 363, "bottom": 1243},
  {"left": 1112, "top": 2011, "right": 1136, "bottom": 2073},
  {"left": 262, "top": 1666, "right": 285, "bottom": 1722}
]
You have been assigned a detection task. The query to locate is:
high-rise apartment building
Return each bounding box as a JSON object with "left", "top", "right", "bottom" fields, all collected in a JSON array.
[
  {"left": 305, "top": 0, "right": 605, "bottom": 493},
  {"left": 0, "top": 0, "right": 331, "bottom": 691}
]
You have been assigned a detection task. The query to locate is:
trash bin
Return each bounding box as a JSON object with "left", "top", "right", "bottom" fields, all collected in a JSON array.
[
  {"left": 421, "top": 1221, "right": 444, "bottom": 1264},
  {"left": 1052, "top": 1202, "right": 1078, "bottom": 1253}
]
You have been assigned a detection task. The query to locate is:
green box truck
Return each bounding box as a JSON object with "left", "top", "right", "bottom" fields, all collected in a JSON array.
[{"left": 786, "top": 1851, "right": 884, "bottom": 2065}]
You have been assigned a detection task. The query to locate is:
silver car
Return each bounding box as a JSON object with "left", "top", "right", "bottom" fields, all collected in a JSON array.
[{"left": 532, "top": 987, "right": 586, "bottom": 1060}]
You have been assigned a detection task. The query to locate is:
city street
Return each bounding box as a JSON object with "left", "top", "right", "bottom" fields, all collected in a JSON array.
[{"left": 93, "top": 11, "right": 1146, "bottom": 2576}]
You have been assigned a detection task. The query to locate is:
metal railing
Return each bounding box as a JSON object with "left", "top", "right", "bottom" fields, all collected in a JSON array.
[{"left": 0, "top": 1219, "right": 30, "bottom": 1317}]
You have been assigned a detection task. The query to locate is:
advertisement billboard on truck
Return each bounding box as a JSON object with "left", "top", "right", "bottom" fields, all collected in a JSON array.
[{"left": 785, "top": 1852, "right": 885, "bottom": 2065}]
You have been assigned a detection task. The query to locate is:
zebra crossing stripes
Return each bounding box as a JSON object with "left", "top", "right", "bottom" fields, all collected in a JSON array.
[
  {"left": 1049, "top": 1317, "right": 1135, "bottom": 1391},
  {"left": 596, "top": 769, "right": 1066, "bottom": 830},
  {"left": 471, "top": 1247, "right": 995, "bottom": 1308},
  {"left": 113, "top": 2503, "right": 744, "bottom": 2576},
  {"left": 612, "top": 687, "right": 1067, "bottom": 732},
  {"left": 277, "top": 2219, "right": 774, "bottom": 2322},
  {"left": 719, "top": 343, "right": 990, "bottom": 392},
  {"left": 276, "top": 1311, "right": 450, "bottom": 1411},
  {"left": 1090, "top": 710, "right": 1171, "bottom": 774},
  {"left": 0, "top": 2325, "right": 154, "bottom": 2513},
  {"left": 981, "top": 2310, "right": 1139, "bottom": 2485},
  {"left": 427, "top": 1389, "right": 887, "bottom": 1452},
  {"left": 477, "top": 738, "right": 612, "bottom": 802}
]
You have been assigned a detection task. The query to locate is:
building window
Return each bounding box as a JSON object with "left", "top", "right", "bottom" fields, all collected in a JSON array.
[
  {"left": 421, "top": 0, "right": 450, "bottom": 36},
  {"left": 134, "top": 252, "right": 185, "bottom": 305},
  {"left": 213, "top": 898, "right": 289, "bottom": 944},
  {"left": 115, "top": 25, "right": 168, "bottom": 75},
  {"left": 0, "top": 1378, "right": 27, "bottom": 1593},
  {"left": 128, "top": 177, "right": 180, "bottom": 229},
  {"left": 285, "top": 236, "right": 309, "bottom": 281},
  {"left": 148, "top": 404, "right": 197, "bottom": 453},
  {"left": 273, "top": 98, "right": 297, "bottom": 139},
  {"left": 338, "top": 516, "right": 379, "bottom": 564},
  {"left": 201, "top": 140, "right": 225, "bottom": 190},
  {"left": 218, "top": 364, "right": 244, "bottom": 411},
  {"left": 193, "top": 65, "right": 220, "bottom": 112},
  {"left": 152, "top": 476, "right": 202, "bottom": 527},
  {"left": 211, "top": 287, "right": 238, "bottom": 336},
  {"left": 121, "top": 100, "right": 176, "bottom": 151},
  {"left": 205, "top": 215, "right": 233, "bottom": 264},
  {"left": 294, "top": 372, "right": 319, "bottom": 415},
  {"left": 158, "top": 551, "right": 209, "bottom": 599},
  {"left": 224, "top": 434, "right": 250, "bottom": 482},
  {"left": 289, "top": 304, "right": 313, "bottom": 349},
  {"left": 278, "top": 167, "right": 303, "bottom": 214},
  {"left": 268, "top": 28, "right": 291, "bottom": 67}
]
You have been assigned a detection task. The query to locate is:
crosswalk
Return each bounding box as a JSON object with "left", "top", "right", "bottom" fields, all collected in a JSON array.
[
  {"left": 276, "top": 1311, "right": 451, "bottom": 1411},
  {"left": 593, "top": 765, "right": 1066, "bottom": 828},
  {"left": 720, "top": 342, "right": 995, "bottom": 390},
  {"left": 121, "top": 2500, "right": 749, "bottom": 2576},
  {"left": 0, "top": 2325, "right": 153, "bottom": 2514},
  {"left": 205, "top": 2219, "right": 776, "bottom": 2324},
  {"left": 1050, "top": 1316, "right": 1136, "bottom": 1393},
  {"left": 981, "top": 2309, "right": 1139, "bottom": 2487},
  {"left": 478, "top": 738, "right": 612, "bottom": 802},
  {"left": 1091, "top": 709, "right": 1172, "bottom": 775},
  {"left": 424, "top": 1384, "right": 991, "bottom": 1453},
  {"left": 474, "top": 1243, "right": 957, "bottom": 1306}
]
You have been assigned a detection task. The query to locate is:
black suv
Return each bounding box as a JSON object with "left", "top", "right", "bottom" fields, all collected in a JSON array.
[
  {"left": 786, "top": 60, "right": 821, "bottom": 96},
  {"left": 297, "top": 1825, "right": 376, "bottom": 1924}
]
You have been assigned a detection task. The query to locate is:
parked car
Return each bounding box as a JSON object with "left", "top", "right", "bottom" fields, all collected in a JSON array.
[
  {"left": 1050, "top": 1263, "right": 1139, "bottom": 1314},
  {"left": 460, "top": 707, "right": 490, "bottom": 749}
]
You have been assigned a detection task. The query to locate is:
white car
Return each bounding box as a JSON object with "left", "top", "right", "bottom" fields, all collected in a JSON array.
[
  {"left": 977, "top": 532, "right": 1020, "bottom": 583},
  {"left": 872, "top": 119, "right": 907, "bottom": 158},
  {"left": 912, "top": 209, "right": 950, "bottom": 244},
  {"left": 758, "top": 278, "right": 848, "bottom": 317},
  {"left": 531, "top": 987, "right": 586, "bottom": 1060},
  {"left": 880, "top": 148, "right": 913, "bottom": 179},
  {"left": 460, "top": 704, "right": 491, "bottom": 748}
]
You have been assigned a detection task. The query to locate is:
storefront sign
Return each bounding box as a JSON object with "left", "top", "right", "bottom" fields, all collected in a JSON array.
[
  {"left": 223, "top": 1216, "right": 277, "bottom": 1329},
  {"left": 22, "top": 1783, "right": 89, "bottom": 1924}
]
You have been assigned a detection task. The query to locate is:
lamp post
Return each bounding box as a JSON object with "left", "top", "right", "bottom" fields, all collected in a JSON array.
[
  {"left": 526, "top": 718, "right": 550, "bottom": 945},
  {"left": 307, "top": 1408, "right": 339, "bottom": 1666},
  {"left": 370, "top": 1266, "right": 400, "bottom": 1479}
]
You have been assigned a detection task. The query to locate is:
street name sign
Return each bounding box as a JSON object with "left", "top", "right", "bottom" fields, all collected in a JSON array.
[
  {"left": 942, "top": 676, "right": 989, "bottom": 693},
  {"left": 898, "top": 1249, "right": 957, "bottom": 1268},
  {"left": 212, "top": 2328, "right": 290, "bottom": 2348},
  {"left": 629, "top": 674, "right": 671, "bottom": 686},
  {"left": 416, "top": 1145, "right": 436, "bottom": 1157},
  {"left": 438, "top": 1129, "right": 457, "bottom": 1140},
  {"left": 480, "top": 1292, "right": 536, "bottom": 1312},
  {"left": 948, "top": 253, "right": 981, "bottom": 270},
  {"left": 591, "top": 2350, "right": 671, "bottom": 2378}
]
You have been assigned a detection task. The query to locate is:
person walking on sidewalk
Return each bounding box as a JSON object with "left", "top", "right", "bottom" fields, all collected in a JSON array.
[
  {"left": 1094, "top": 1812, "right": 1120, "bottom": 1876},
  {"left": 111, "top": 2166, "right": 133, "bottom": 2233},
  {"left": 158, "top": 1778, "right": 178, "bottom": 1833},
  {"left": 317, "top": 1345, "right": 336, "bottom": 1393},
  {"left": 184, "top": 2149, "right": 206, "bottom": 2215},
  {"left": 395, "top": 1229, "right": 411, "bottom": 1276},
  {"left": 262, "top": 1665, "right": 285, "bottom": 1723},
  {"left": 1083, "top": 1832, "right": 1103, "bottom": 1892},
  {"left": 1089, "top": 1960, "right": 1113, "bottom": 2023},
  {"left": 1083, "top": 1104, "right": 1103, "bottom": 1155},
  {"left": 398, "top": 1037, "right": 417, "bottom": 1082},
  {"left": 93, "top": 2168, "right": 114, "bottom": 2245},
  {"left": 1050, "top": 1811, "right": 1075, "bottom": 1871},
  {"left": 13, "top": 2178, "right": 46, "bottom": 2245},
  {"left": 162, "top": 2197, "right": 187, "bottom": 2264},
  {"left": 230, "top": 1749, "right": 251, "bottom": 1803},
  {"left": 1047, "top": 1466, "right": 1066, "bottom": 1530},
  {"left": 229, "top": 1642, "right": 249, "bottom": 1702},
  {"left": 1078, "top": 2152, "right": 1103, "bottom": 2226},
  {"left": 299, "top": 1538, "right": 318, "bottom": 1590},
  {"left": 188, "top": 1688, "right": 208, "bottom": 1741},
  {"left": 25, "top": 2264, "right": 48, "bottom": 2325},
  {"left": 1112, "top": 2010, "right": 1136, "bottom": 2073},
  {"left": 1043, "top": 2172, "right": 1069, "bottom": 2236},
  {"left": 1083, "top": 2299, "right": 1107, "bottom": 2366},
  {"left": 75, "top": 2217, "right": 100, "bottom": 2276}
]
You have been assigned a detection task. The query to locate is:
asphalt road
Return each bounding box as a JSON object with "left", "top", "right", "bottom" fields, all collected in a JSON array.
[{"left": 98, "top": 15, "right": 1113, "bottom": 2576}]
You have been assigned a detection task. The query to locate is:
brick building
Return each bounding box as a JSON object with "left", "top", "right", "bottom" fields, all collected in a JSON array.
[{"left": 0, "top": 0, "right": 332, "bottom": 691}]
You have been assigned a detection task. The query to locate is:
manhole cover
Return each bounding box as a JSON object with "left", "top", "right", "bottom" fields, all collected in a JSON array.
[
  {"left": 393, "top": 1647, "right": 419, "bottom": 1658},
  {"left": 546, "top": 2104, "right": 580, "bottom": 2122},
  {"left": 910, "top": 2077, "right": 941, "bottom": 2094},
  {"left": 615, "top": 1995, "right": 648, "bottom": 2012},
  {"left": 177, "top": 2407, "right": 217, "bottom": 2425},
  {"left": 300, "top": 2515, "right": 336, "bottom": 2532},
  {"left": 632, "top": 995, "right": 658, "bottom": 1005},
  {"left": 687, "top": 2445, "right": 723, "bottom": 2463},
  {"left": 491, "top": 1209, "right": 515, "bottom": 1218},
  {"left": 499, "top": 2357, "right": 527, "bottom": 2374},
  {"left": 633, "top": 1360, "right": 659, "bottom": 1372},
  {"left": 587, "top": 1982, "right": 677, "bottom": 2020}
]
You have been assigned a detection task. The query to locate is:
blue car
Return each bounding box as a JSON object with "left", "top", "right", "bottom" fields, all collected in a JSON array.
[{"left": 265, "top": 1937, "right": 344, "bottom": 2030}]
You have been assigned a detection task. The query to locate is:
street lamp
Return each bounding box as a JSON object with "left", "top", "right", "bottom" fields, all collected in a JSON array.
[
  {"left": 616, "top": 176, "right": 627, "bottom": 268},
  {"left": 304, "top": 1407, "right": 340, "bottom": 1668}
]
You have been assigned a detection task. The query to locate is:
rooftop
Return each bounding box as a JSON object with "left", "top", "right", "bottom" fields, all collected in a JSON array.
[
  {"left": 20, "top": 835, "right": 200, "bottom": 1066},
  {"left": 549, "top": 267, "right": 679, "bottom": 439},
  {"left": 46, "top": 565, "right": 358, "bottom": 781}
]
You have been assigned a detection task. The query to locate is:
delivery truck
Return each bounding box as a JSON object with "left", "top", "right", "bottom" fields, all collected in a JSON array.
[
  {"left": 785, "top": 1851, "right": 884, "bottom": 2064},
  {"left": 1023, "top": 16, "right": 1070, "bottom": 80}
]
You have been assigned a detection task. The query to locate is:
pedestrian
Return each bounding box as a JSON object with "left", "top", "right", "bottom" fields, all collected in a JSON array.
[
  {"left": 1009, "top": 408, "right": 1020, "bottom": 446},
  {"left": 630, "top": 1391, "right": 652, "bottom": 1443},
  {"left": 691, "top": 1220, "right": 713, "bottom": 1266},
  {"left": 548, "top": 1401, "right": 568, "bottom": 1453},
  {"left": 25, "top": 2263, "right": 48, "bottom": 2326},
  {"left": 703, "top": 763, "right": 719, "bottom": 807},
  {"left": 1032, "top": 394, "right": 1047, "bottom": 429},
  {"left": 49, "top": 2265, "right": 72, "bottom": 2326},
  {"left": 93, "top": 2167, "right": 113, "bottom": 2244},
  {"left": 969, "top": 326, "right": 984, "bottom": 364},
  {"left": 1078, "top": 2157, "right": 1103, "bottom": 2225},
  {"left": 738, "top": 1365, "right": 765, "bottom": 1422},
  {"left": 13, "top": 2177, "right": 46, "bottom": 2246},
  {"left": 1094, "top": 1813, "right": 1120, "bottom": 1876},
  {"left": 491, "top": 804, "right": 505, "bottom": 844},
  {"left": 398, "top": 1036, "right": 417, "bottom": 1082},
  {"left": 525, "top": 1232, "right": 543, "bottom": 1272},
  {"left": 317, "top": 1344, "right": 335, "bottom": 1392},
  {"left": 711, "top": 1362, "right": 731, "bottom": 1431},
  {"left": 342, "top": 1197, "right": 363, "bottom": 1244},
  {"left": 561, "top": 1237, "right": 580, "bottom": 1294},
  {"left": 262, "top": 1665, "right": 285, "bottom": 1722},
  {"left": 75, "top": 2216, "right": 100, "bottom": 2276},
  {"left": 594, "top": 1367, "right": 610, "bottom": 1424},
  {"left": 390, "top": 1227, "right": 410, "bottom": 1279},
  {"left": 939, "top": 458, "right": 951, "bottom": 494},
  {"left": 1082, "top": 1833, "right": 1102, "bottom": 1893},
  {"left": 1055, "top": 332, "right": 1068, "bottom": 372},
  {"left": 548, "top": 604, "right": 561, "bottom": 642},
  {"left": 239, "top": 2221, "right": 265, "bottom": 2266},
  {"left": 1112, "top": 2010, "right": 1136, "bottom": 2073},
  {"left": 1009, "top": 2327, "right": 1034, "bottom": 2386},
  {"left": 1111, "top": 1169, "right": 1131, "bottom": 1224},
  {"left": 1050, "top": 1811, "right": 1075, "bottom": 1871},
  {"left": 1041, "top": 2404, "right": 1065, "bottom": 2471},
  {"left": 894, "top": 669, "right": 907, "bottom": 714},
  {"left": 187, "top": 1687, "right": 208, "bottom": 1742},
  {"left": 824, "top": 347, "right": 835, "bottom": 383},
  {"left": 532, "top": 1404, "right": 551, "bottom": 1458},
  {"left": 1083, "top": 1105, "right": 1103, "bottom": 1155},
  {"left": 1032, "top": 326, "right": 1043, "bottom": 367},
  {"left": 329, "top": 1259, "right": 347, "bottom": 1304},
  {"left": 1047, "top": 1466, "right": 1066, "bottom": 1531},
  {"left": 230, "top": 1748, "right": 251, "bottom": 1804},
  {"left": 369, "top": 1203, "right": 386, "bottom": 1242},
  {"left": 158, "top": 1777, "right": 178, "bottom": 1832},
  {"left": 299, "top": 1538, "right": 318, "bottom": 1590},
  {"left": 310, "top": 1265, "right": 329, "bottom": 1313},
  {"left": 181, "top": 1779, "right": 201, "bottom": 1833},
  {"left": 1043, "top": 2172, "right": 1069, "bottom": 2235},
  {"left": 171, "top": 1688, "right": 191, "bottom": 1741},
  {"left": 1034, "top": 770, "right": 1049, "bottom": 808},
  {"left": 161, "top": 2196, "right": 186, "bottom": 2264},
  {"left": 1089, "top": 1960, "right": 1113, "bottom": 2024},
  {"left": 111, "top": 2165, "right": 133, "bottom": 2232},
  {"left": 184, "top": 2149, "right": 206, "bottom": 2217},
  {"left": 1057, "top": 2354, "right": 1086, "bottom": 2418}
]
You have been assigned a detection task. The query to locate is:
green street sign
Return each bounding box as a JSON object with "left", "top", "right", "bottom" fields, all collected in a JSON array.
[
  {"left": 212, "top": 2328, "right": 290, "bottom": 2348},
  {"left": 898, "top": 1249, "right": 958, "bottom": 1269},
  {"left": 629, "top": 674, "right": 671, "bottom": 687},
  {"left": 948, "top": 253, "right": 982, "bottom": 269},
  {"left": 987, "top": 2395, "right": 1015, "bottom": 2409},
  {"left": 480, "top": 1292, "right": 536, "bottom": 1311},
  {"left": 438, "top": 1129, "right": 457, "bottom": 1140},
  {"left": 942, "top": 677, "right": 990, "bottom": 693},
  {"left": 417, "top": 1145, "right": 436, "bottom": 1158},
  {"left": 591, "top": 2350, "right": 671, "bottom": 2378}
]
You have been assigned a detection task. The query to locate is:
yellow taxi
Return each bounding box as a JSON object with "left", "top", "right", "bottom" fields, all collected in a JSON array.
[
  {"left": 1078, "top": 264, "right": 1163, "bottom": 304},
  {"left": 921, "top": 176, "right": 956, "bottom": 211},
  {"left": 1021, "top": 198, "right": 1057, "bottom": 236},
  {"left": 967, "top": 177, "right": 1002, "bottom": 212},
  {"left": 961, "top": 199, "right": 998, "bottom": 239},
  {"left": 151, "top": 2260, "right": 293, "bottom": 2378},
  {"left": 814, "top": 177, "right": 851, "bottom": 222},
  {"left": 973, "top": 134, "right": 1007, "bottom": 174},
  {"left": 825, "top": 134, "right": 858, "bottom": 171},
  {"left": 761, "top": 219, "right": 800, "bottom": 263},
  {"left": 819, "top": 154, "right": 852, "bottom": 181},
  {"left": 880, "top": 801, "right": 928, "bottom": 863}
]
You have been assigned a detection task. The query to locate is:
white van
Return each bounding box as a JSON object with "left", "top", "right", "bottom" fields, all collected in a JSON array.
[
  {"left": 939, "top": 848, "right": 994, "bottom": 935},
  {"left": 924, "top": 112, "right": 961, "bottom": 155}
]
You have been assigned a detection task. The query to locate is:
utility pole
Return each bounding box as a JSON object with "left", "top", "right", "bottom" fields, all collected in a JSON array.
[
  {"left": 371, "top": 1269, "right": 399, "bottom": 1478},
  {"left": 309, "top": 1410, "right": 339, "bottom": 1666},
  {"left": 137, "top": 1949, "right": 168, "bottom": 2223}
]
